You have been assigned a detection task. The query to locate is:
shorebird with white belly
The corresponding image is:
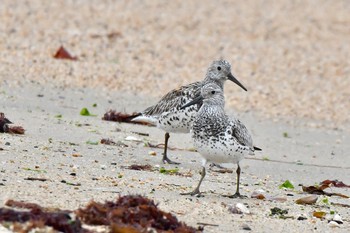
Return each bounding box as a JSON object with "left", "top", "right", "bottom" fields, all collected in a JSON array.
[
  {"left": 180, "top": 83, "right": 261, "bottom": 197},
  {"left": 132, "top": 60, "right": 247, "bottom": 164}
]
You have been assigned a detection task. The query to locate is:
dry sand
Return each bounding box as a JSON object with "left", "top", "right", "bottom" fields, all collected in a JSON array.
[
  {"left": 1, "top": 0, "right": 350, "bottom": 232},
  {"left": 1, "top": 0, "right": 350, "bottom": 128}
]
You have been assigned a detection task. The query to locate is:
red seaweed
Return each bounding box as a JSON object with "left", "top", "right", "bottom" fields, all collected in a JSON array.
[
  {"left": 102, "top": 110, "right": 152, "bottom": 126},
  {"left": 124, "top": 164, "right": 154, "bottom": 171},
  {"left": 0, "top": 113, "right": 25, "bottom": 134},
  {"left": 0, "top": 195, "right": 201, "bottom": 233},
  {"left": 320, "top": 179, "right": 350, "bottom": 188},
  {"left": 1, "top": 200, "right": 88, "bottom": 233},
  {"left": 76, "top": 195, "right": 200, "bottom": 232},
  {"left": 53, "top": 46, "right": 78, "bottom": 60}
]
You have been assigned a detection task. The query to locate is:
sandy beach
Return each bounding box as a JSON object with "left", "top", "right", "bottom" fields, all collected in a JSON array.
[{"left": 1, "top": 0, "right": 350, "bottom": 232}]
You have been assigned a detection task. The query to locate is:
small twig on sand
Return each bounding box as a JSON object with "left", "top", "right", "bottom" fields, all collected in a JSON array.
[
  {"left": 145, "top": 142, "right": 183, "bottom": 151},
  {"left": 24, "top": 177, "right": 49, "bottom": 182},
  {"left": 131, "top": 131, "right": 149, "bottom": 136},
  {"left": 197, "top": 222, "right": 219, "bottom": 227}
]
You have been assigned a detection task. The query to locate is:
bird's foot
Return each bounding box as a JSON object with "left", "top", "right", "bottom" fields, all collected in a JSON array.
[
  {"left": 223, "top": 192, "right": 247, "bottom": 199},
  {"left": 162, "top": 155, "right": 180, "bottom": 165},
  {"left": 180, "top": 189, "right": 203, "bottom": 197}
]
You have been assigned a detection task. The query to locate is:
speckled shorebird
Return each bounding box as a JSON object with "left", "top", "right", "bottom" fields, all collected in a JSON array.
[
  {"left": 132, "top": 60, "right": 247, "bottom": 164},
  {"left": 180, "top": 83, "right": 261, "bottom": 197}
]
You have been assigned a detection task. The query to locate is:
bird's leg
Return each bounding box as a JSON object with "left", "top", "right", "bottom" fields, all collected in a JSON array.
[
  {"left": 181, "top": 166, "right": 206, "bottom": 196},
  {"left": 234, "top": 164, "right": 241, "bottom": 196},
  {"left": 162, "top": 132, "right": 180, "bottom": 164},
  {"left": 227, "top": 164, "right": 246, "bottom": 198}
]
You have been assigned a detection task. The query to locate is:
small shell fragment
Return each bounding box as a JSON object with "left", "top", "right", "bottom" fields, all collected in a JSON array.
[
  {"left": 333, "top": 214, "right": 343, "bottom": 224},
  {"left": 295, "top": 195, "right": 318, "bottom": 205},
  {"left": 229, "top": 203, "right": 250, "bottom": 214},
  {"left": 313, "top": 211, "right": 326, "bottom": 219},
  {"left": 125, "top": 136, "right": 142, "bottom": 142},
  {"left": 149, "top": 151, "right": 157, "bottom": 156},
  {"left": 328, "top": 221, "right": 340, "bottom": 228}
]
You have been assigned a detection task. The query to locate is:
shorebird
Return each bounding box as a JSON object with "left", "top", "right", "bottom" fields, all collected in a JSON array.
[
  {"left": 132, "top": 60, "right": 247, "bottom": 164},
  {"left": 180, "top": 83, "right": 261, "bottom": 197}
]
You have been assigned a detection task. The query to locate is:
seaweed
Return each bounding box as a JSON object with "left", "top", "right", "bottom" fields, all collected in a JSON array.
[
  {"left": 320, "top": 179, "right": 350, "bottom": 188},
  {"left": 123, "top": 164, "right": 154, "bottom": 171},
  {"left": 80, "top": 108, "right": 97, "bottom": 117},
  {"left": 0, "top": 200, "right": 87, "bottom": 233},
  {"left": 100, "top": 138, "right": 128, "bottom": 147},
  {"left": 0, "top": 113, "right": 25, "bottom": 134},
  {"left": 301, "top": 179, "right": 350, "bottom": 198},
  {"left": 102, "top": 110, "right": 151, "bottom": 126},
  {"left": 302, "top": 185, "right": 349, "bottom": 198},
  {"left": 159, "top": 167, "right": 179, "bottom": 175},
  {"left": 0, "top": 195, "right": 201, "bottom": 233},
  {"left": 53, "top": 46, "right": 78, "bottom": 60},
  {"left": 76, "top": 195, "right": 200, "bottom": 232}
]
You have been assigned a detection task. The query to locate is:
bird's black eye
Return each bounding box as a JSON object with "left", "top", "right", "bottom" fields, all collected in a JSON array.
[
  {"left": 211, "top": 90, "right": 215, "bottom": 94},
  {"left": 217, "top": 66, "right": 221, "bottom": 71}
]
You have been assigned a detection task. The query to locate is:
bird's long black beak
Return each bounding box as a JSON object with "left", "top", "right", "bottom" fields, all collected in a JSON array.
[
  {"left": 180, "top": 95, "right": 203, "bottom": 110},
  {"left": 228, "top": 73, "right": 247, "bottom": 91}
]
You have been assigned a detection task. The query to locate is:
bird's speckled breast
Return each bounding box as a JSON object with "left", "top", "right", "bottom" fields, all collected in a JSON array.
[
  {"left": 192, "top": 107, "right": 250, "bottom": 164},
  {"left": 157, "top": 104, "right": 198, "bottom": 133}
]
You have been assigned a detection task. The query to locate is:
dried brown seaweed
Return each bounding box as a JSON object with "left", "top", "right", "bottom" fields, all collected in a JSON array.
[
  {"left": 302, "top": 185, "right": 349, "bottom": 198},
  {"left": 6, "top": 200, "right": 43, "bottom": 210},
  {"left": 53, "top": 46, "right": 77, "bottom": 60},
  {"left": 0, "top": 113, "right": 12, "bottom": 133},
  {"left": 123, "top": 164, "right": 154, "bottom": 171},
  {"left": 320, "top": 179, "right": 350, "bottom": 188},
  {"left": 76, "top": 195, "right": 200, "bottom": 232},
  {"left": 1, "top": 200, "right": 88, "bottom": 233},
  {"left": 301, "top": 180, "right": 350, "bottom": 198},
  {"left": 0, "top": 195, "right": 201, "bottom": 233},
  {"left": 0, "top": 113, "right": 25, "bottom": 134},
  {"left": 100, "top": 138, "right": 128, "bottom": 147},
  {"left": 7, "top": 126, "right": 25, "bottom": 134},
  {"left": 102, "top": 110, "right": 152, "bottom": 126},
  {"left": 100, "top": 138, "right": 117, "bottom": 145}
]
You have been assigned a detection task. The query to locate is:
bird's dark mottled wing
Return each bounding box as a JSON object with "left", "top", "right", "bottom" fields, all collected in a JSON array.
[
  {"left": 230, "top": 119, "right": 253, "bottom": 150},
  {"left": 142, "top": 82, "right": 202, "bottom": 116}
]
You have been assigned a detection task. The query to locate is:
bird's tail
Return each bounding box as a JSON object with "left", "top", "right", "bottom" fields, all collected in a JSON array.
[
  {"left": 249, "top": 146, "right": 262, "bottom": 155},
  {"left": 125, "top": 112, "right": 142, "bottom": 121},
  {"left": 253, "top": 146, "right": 262, "bottom": 151},
  {"left": 131, "top": 114, "right": 158, "bottom": 126}
]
